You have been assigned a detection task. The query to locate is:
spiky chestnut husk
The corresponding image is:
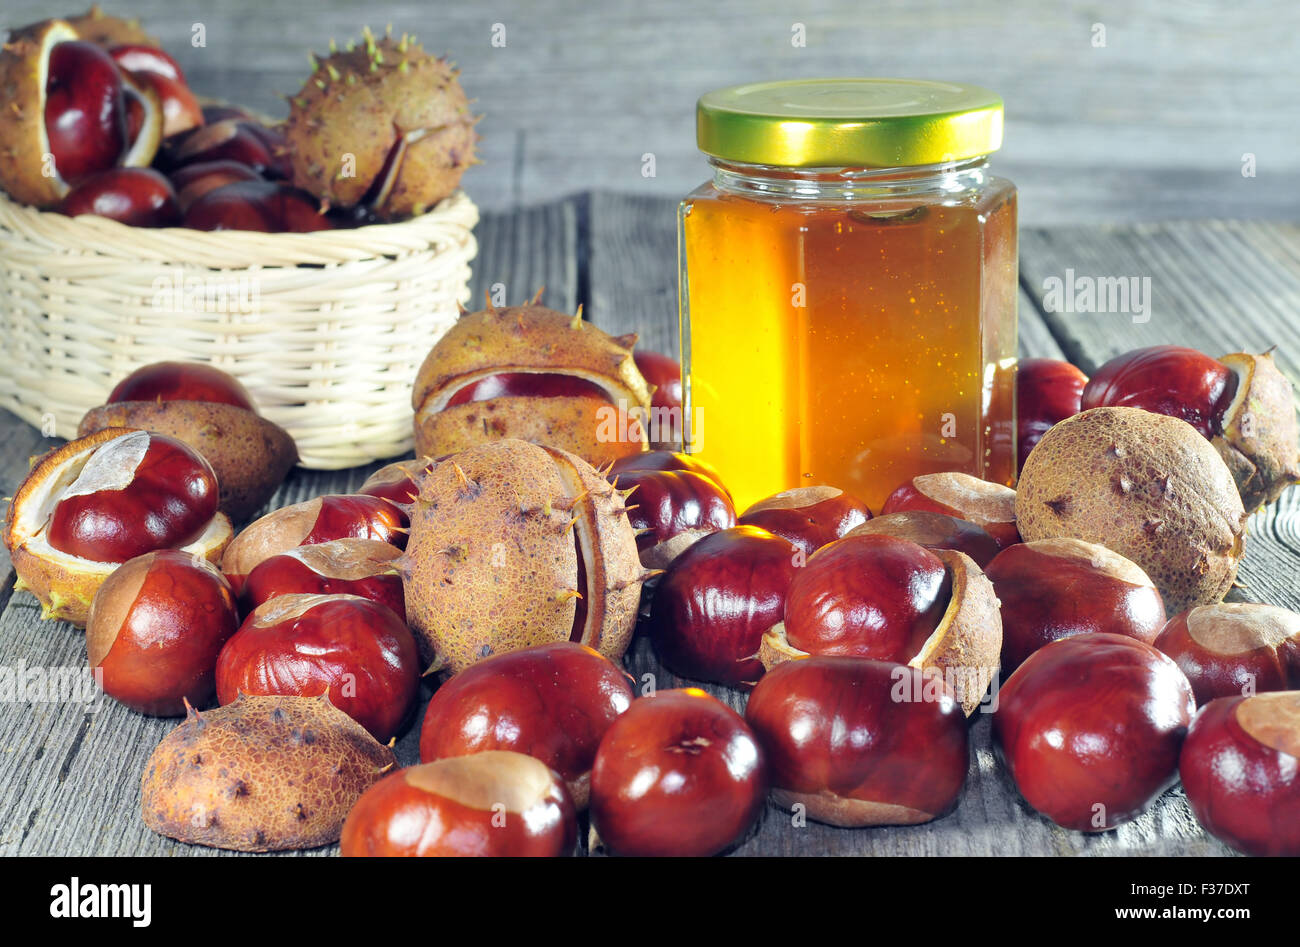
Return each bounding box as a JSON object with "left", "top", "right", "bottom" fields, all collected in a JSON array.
[
  {"left": 1213, "top": 351, "right": 1300, "bottom": 512},
  {"left": 412, "top": 302, "right": 653, "bottom": 468},
  {"left": 0, "top": 18, "right": 81, "bottom": 207},
  {"left": 284, "top": 26, "right": 478, "bottom": 220},
  {"left": 398, "top": 439, "right": 648, "bottom": 675},
  {"left": 64, "top": 5, "right": 159, "bottom": 48},
  {"left": 140, "top": 693, "right": 395, "bottom": 852}
]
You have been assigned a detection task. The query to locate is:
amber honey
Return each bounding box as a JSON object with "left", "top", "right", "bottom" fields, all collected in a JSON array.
[{"left": 680, "top": 80, "right": 1018, "bottom": 512}]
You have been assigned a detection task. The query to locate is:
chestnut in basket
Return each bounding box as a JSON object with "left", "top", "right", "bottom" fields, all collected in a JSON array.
[
  {"left": 341, "top": 753, "right": 577, "bottom": 857},
  {"left": 1017, "top": 357, "right": 1087, "bottom": 471},
  {"left": 170, "top": 159, "right": 261, "bottom": 212},
  {"left": 589, "top": 689, "right": 766, "bottom": 857},
  {"left": 633, "top": 349, "right": 683, "bottom": 450},
  {"left": 1081, "top": 345, "right": 1300, "bottom": 511},
  {"left": 58, "top": 166, "right": 180, "bottom": 226},
  {"left": 993, "top": 633, "right": 1196, "bottom": 831},
  {"left": 845, "top": 510, "right": 1000, "bottom": 569},
  {"left": 1179, "top": 691, "right": 1300, "bottom": 856},
  {"left": 108, "top": 43, "right": 202, "bottom": 138},
  {"left": 411, "top": 304, "right": 653, "bottom": 468},
  {"left": 3, "top": 428, "right": 233, "bottom": 625},
  {"left": 399, "top": 440, "right": 646, "bottom": 674},
  {"left": 746, "top": 657, "right": 969, "bottom": 827},
  {"left": 86, "top": 549, "right": 239, "bottom": 715},
  {"left": 419, "top": 642, "right": 634, "bottom": 809},
  {"left": 737, "top": 486, "right": 871, "bottom": 556},
  {"left": 216, "top": 593, "right": 420, "bottom": 742},
  {"left": 79, "top": 361, "right": 298, "bottom": 523},
  {"left": 650, "top": 526, "right": 799, "bottom": 687},
  {"left": 985, "top": 538, "right": 1166, "bottom": 673},
  {"left": 221, "top": 494, "right": 408, "bottom": 584},
  {"left": 1154, "top": 603, "right": 1300, "bottom": 705},
  {"left": 613, "top": 467, "right": 735, "bottom": 568},
  {"left": 761, "top": 533, "right": 1002, "bottom": 715},
  {"left": 238, "top": 539, "right": 405, "bottom": 620},
  {"left": 881, "top": 472, "right": 1020, "bottom": 548},
  {"left": 170, "top": 118, "right": 289, "bottom": 179},
  {"left": 182, "top": 179, "right": 332, "bottom": 233}
]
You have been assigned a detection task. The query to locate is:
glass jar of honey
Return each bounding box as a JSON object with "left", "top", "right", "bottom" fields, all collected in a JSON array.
[{"left": 678, "top": 79, "right": 1017, "bottom": 512}]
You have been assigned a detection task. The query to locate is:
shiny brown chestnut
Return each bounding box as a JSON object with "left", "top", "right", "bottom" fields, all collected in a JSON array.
[
  {"left": 58, "top": 167, "right": 180, "bottom": 226},
  {"left": 419, "top": 642, "right": 635, "bottom": 809},
  {"left": 649, "top": 526, "right": 798, "bottom": 687},
  {"left": 1179, "top": 691, "right": 1300, "bottom": 856},
  {"left": 86, "top": 549, "right": 238, "bottom": 715},
  {"left": 340, "top": 752, "right": 577, "bottom": 857},
  {"left": 1154, "top": 603, "right": 1300, "bottom": 705},
  {"left": 589, "top": 688, "right": 766, "bottom": 856},
  {"left": 108, "top": 44, "right": 202, "bottom": 138},
  {"left": 238, "top": 539, "right": 405, "bottom": 621},
  {"left": 221, "top": 494, "right": 409, "bottom": 583},
  {"left": 182, "top": 180, "right": 331, "bottom": 233},
  {"left": 1017, "top": 357, "right": 1088, "bottom": 471},
  {"left": 633, "top": 349, "right": 683, "bottom": 450},
  {"left": 737, "top": 485, "right": 871, "bottom": 557},
  {"left": 846, "top": 510, "right": 1000, "bottom": 569},
  {"left": 615, "top": 467, "right": 735, "bottom": 568},
  {"left": 985, "top": 538, "right": 1167, "bottom": 673},
  {"left": 216, "top": 593, "right": 419, "bottom": 742},
  {"left": 169, "top": 159, "right": 260, "bottom": 211},
  {"left": 44, "top": 39, "right": 128, "bottom": 182},
  {"left": 106, "top": 360, "right": 255, "bottom": 409},
  {"left": 745, "top": 657, "right": 968, "bottom": 826},
  {"left": 357, "top": 457, "right": 435, "bottom": 506},
  {"left": 608, "top": 449, "right": 731, "bottom": 501},
  {"left": 881, "top": 472, "right": 1020, "bottom": 548},
  {"left": 993, "top": 633, "right": 1195, "bottom": 831},
  {"left": 1082, "top": 345, "right": 1236, "bottom": 440}
]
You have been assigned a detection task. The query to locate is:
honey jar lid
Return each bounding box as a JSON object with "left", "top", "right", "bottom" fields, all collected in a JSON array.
[{"left": 697, "top": 78, "right": 1003, "bottom": 168}]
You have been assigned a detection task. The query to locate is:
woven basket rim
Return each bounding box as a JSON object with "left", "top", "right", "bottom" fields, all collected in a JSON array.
[{"left": 0, "top": 188, "right": 477, "bottom": 262}]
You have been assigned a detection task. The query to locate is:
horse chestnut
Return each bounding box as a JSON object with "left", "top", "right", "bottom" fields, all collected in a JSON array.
[
  {"left": 589, "top": 689, "right": 766, "bottom": 856},
  {"left": 649, "top": 526, "right": 798, "bottom": 687},
  {"left": 44, "top": 40, "right": 128, "bottom": 182},
  {"left": 357, "top": 458, "right": 434, "bottom": 506},
  {"left": 340, "top": 753, "right": 577, "bottom": 857},
  {"left": 615, "top": 467, "right": 735, "bottom": 568},
  {"left": 1017, "top": 357, "right": 1087, "bottom": 471},
  {"left": 881, "top": 472, "right": 1020, "bottom": 548},
  {"left": 108, "top": 43, "right": 202, "bottom": 138},
  {"left": 238, "top": 538, "right": 405, "bottom": 621},
  {"left": 47, "top": 430, "right": 219, "bottom": 563},
  {"left": 1179, "top": 691, "right": 1300, "bottom": 856},
  {"left": 169, "top": 159, "right": 261, "bottom": 211},
  {"left": 1154, "top": 603, "right": 1300, "bottom": 705},
  {"left": 1082, "top": 345, "right": 1236, "bottom": 439},
  {"left": 993, "top": 633, "right": 1195, "bottom": 831},
  {"left": 633, "top": 349, "right": 683, "bottom": 450},
  {"left": 609, "top": 449, "right": 730, "bottom": 500},
  {"left": 985, "top": 538, "right": 1166, "bottom": 672},
  {"left": 221, "top": 494, "right": 408, "bottom": 582},
  {"left": 846, "top": 510, "right": 1000, "bottom": 568},
  {"left": 107, "top": 360, "right": 255, "bottom": 409},
  {"left": 182, "top": 180, "right": 331, "bottom": 233},
  {"left": 58, "top": 167, "right": 180, "bottom": 226},
  {"left": 737, "top": 486, "right": 871, "bottom": 556},
  {"left": 745, "top": 657, "right": 968, "bottom": 826},
  {"left": 86, "top": 549, "right": 238, "bottom": 715},
  {"left": 216, "top": 593, "right": 419, "bottom": 742},
  {"left": 419, "top": 642, "right": 634, "bottom": 808}
]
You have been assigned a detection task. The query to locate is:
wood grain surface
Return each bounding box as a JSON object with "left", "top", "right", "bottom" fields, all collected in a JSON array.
[
  {"left": 4, "top": 0, "right": 1297, "bottom": 224},
  {"left": 1, "top": 196, "right": 1297, "bottom": 856}
]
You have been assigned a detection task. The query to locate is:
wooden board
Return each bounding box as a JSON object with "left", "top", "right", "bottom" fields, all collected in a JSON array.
[{"left": 2, "top": 196, "right": 1298, "bottom": 855}]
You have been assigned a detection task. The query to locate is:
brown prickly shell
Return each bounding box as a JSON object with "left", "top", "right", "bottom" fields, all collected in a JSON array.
[
  {"left": 414, "top": 394, "right": 646, "bottom": 469},
  {"left": 1015, "top": 406, "right": 1247, "bottom": 616},
  {"left": 1213, "top": 351, "right": 1300, "bottom": 512},
  {"left": 140, "top": 693, "right": 395, "bottom": 852},
  {"left": 400, "top": 439, "right": 642, "bottom": 674},
  {"left": 411, "top": 304, "right": 652, "bottom": 417},
  {"left": 909, "top": 549, "right": 1002, "bottom": 716},
  {"left": 79, "top": 401, "right": 298, "bottom": 523},
  {"left": 0, "top": 18, "right": 79, "bottom": 208},
  {"left": 64, "top": 5, "right": 159, "bottom": 47}
]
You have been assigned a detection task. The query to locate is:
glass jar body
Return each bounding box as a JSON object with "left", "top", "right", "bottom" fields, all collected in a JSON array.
[{"left": 677, "top": 158, "right": 1018, "bottom": 512}]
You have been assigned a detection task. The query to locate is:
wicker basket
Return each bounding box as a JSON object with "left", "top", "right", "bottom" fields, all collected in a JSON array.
[{"left": 0, "top": 190, "right": 478, "bottom": 469}]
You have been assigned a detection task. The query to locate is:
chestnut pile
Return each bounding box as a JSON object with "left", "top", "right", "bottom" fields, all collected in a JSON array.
[
  {"left": 0, "top": 9, "right": 477, "bottom": 231},
  {"left": 5, "top": 295, "right": 1300, "bottom": 856}
]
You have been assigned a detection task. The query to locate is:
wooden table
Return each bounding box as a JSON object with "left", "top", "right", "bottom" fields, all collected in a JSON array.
[{"left": 1, "top": 194, "right": 1297, "bottom": 856}]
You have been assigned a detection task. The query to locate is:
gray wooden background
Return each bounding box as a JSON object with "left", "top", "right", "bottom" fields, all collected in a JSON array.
[{"left": 8, "top": 0, "right": 1298, "bottom": 224}]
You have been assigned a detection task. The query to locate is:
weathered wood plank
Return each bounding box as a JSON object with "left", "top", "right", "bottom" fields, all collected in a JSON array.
[{"left": 0, "top": 203, "right": 579, "bottom": 856}]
